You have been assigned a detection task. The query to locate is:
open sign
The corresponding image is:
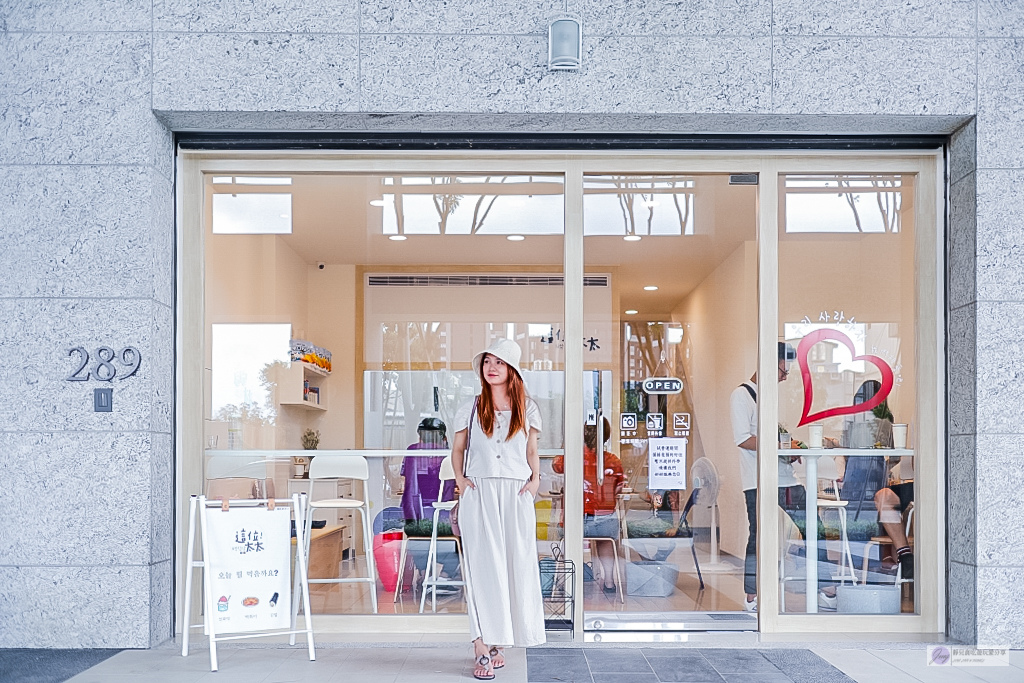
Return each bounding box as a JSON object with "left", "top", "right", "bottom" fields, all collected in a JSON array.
[{"left": 642, "top": 377, "right": 683, "bottom": 394}]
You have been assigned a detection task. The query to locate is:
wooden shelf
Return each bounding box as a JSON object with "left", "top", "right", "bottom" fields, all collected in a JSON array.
[
  {"left": 280, "top": 399, "right": 327, "bottom": 411},
  {"left": 301, "top": 362, "right": 330, "bottom": 377}
]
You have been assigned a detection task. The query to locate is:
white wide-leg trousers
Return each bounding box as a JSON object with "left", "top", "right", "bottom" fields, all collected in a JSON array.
[{"left": 460, "top": 477, "right": 546, "bottom": 648}]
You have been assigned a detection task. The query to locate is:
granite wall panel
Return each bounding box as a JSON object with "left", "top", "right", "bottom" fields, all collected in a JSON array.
[
  {"left": 153, "top": 33, "right": 359, "bottom": 113},
  {"left": 948, "top": 434, "right": 977, "bottom": 568},
  {"left": 975, "top": 301, "right": 1024, "bottom": 435},
  {"left": 948, "top": 303, "right": 977, "bottom": 437},
  {"left": 0, "top": 565, "right": 152, "bottom": 648},
  {"left": 773, "top": 0, "right": 975, "bottom": 37},
  {"left": 152, "top": 175, "right": 175, "bottom": 310},
  {"left": 978, "top": 39, "right": 1024, "bottom": 168},
  {"left": 149, "top": 560, "right": 173, "bottom": 646},
  {"left": 948, "top": 172, "right": 977, "bottom": 312},
  {"left": 0, "top": 431, "right": 152, "bottom": 566},
  {"left": 361, "top": 0, "right": 560, "bottom": 35},
  {"left": 0, "top": 166, "right": 156, "bottom": 300},
  {"left": 977, "top": 566, "right": 1024, "bottom": 646},
  {"left": 0, "top": 32, "right": 152, "bottom": 165},
  {"left": 949, "top": 559, "right": 978, "bottom": 644},
  {"left": 772, "top": 38, "right": 975, "bottom": 115},
  {"left": 568, "top": 37, "right": 771, "bottom": 114},
  {"left": 975, "top": 434, "right": 1024, "bottom": 566},
  {"left": 150, "top": 433, "right": 174, "bottom": 565},
  {"left": 154, "top": 0, "right": 358, "bottom": 33},
  {"left": 0, "top": 0, "right": 150, "bottom": 32},
  {"left": 0, "top": 299, "right": 161, "bottom": 433},
  {"left": 571, "top": 0, "right": 771, "bottom": 37},
  {"left": 949, "top": 120, "right": 978, "bottom": 186},
  {"left": 976, "top": 169, "right": 1024, "bottom": 303},
  {"left": 979, "top": 0, "right": 1024, "bottom": 37},
  {"left": 360, "top": 35, "right": 565, "bottom": 113}
]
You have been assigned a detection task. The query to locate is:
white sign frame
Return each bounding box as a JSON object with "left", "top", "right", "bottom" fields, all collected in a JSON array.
[{"left": 181, "top": 494, "right": 315, "bottom": 671}]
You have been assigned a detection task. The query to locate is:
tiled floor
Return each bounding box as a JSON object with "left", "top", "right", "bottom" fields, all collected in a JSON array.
[{"left": 17, "top": 640, "right": 1020, "bottom": 683}]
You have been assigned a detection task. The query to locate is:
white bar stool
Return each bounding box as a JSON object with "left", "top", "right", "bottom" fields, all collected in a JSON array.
[
  {"left": 301, "top": 454, "right": 378, "bottom": 613},
  {"left": 420, "top": 455, "right": 465, "bottom": 613}
]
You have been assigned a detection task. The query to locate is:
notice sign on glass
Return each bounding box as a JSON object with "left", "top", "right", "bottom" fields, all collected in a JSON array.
[
  {"left": 648, "top": 438, "right": 688, "bottom": 490},
  {"left": 205, "top": 506, "right": 292, "bottom": 633}
]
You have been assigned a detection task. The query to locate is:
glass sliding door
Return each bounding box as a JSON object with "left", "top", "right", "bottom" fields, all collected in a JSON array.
[{"left": 580, "top": 173, "right": 760, "bottom": 631}]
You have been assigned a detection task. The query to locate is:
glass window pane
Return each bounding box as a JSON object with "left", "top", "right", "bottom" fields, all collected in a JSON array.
[
  {"left": 777, "top": 172, "right": 917, "bottom": 615},
  {"left": 204, "top": 171, "right": 564, "bottom": 616}
]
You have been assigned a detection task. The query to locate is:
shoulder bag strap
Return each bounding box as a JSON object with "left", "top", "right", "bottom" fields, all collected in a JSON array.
[
  {"left": 741, "top": 383, "right": 757, "bottom": 402},
  {"left": 463, "top": 395, "right": 479, "bottom": 473}
]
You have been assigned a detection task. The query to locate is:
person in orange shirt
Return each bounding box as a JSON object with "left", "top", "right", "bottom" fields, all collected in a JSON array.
[{"left": 553, "top": 417, "right": 625, "bottom": 594}]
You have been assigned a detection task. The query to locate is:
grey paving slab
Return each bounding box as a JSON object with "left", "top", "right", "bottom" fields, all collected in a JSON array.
[
  {"left": 645, "top": 657, "right": 725, "bottom": 682},
  {"left": 592, "top": 674, "right": 661, "bottom": 683},
  {"left": 584, "top": 648, "right": 653, "bottom": 672},
  {"left": 701, "top": 650, "right": 781, "bottom": 674},
  {"left": 528, "top": 652, "right": 592, "bottom": 681},
  {"left": 756, "top": 650, "right": 853, "bottom": 683},
  {"left": 0, "top": 649, "right": 121, "bottom": 683}
]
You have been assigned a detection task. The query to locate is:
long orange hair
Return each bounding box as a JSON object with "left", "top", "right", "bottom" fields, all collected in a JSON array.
[{"left": 477, "top": 356, "right": 528, "bottom": 439}]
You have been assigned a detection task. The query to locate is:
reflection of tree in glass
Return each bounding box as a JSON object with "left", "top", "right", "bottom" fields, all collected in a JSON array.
[
  {"left": 431, "top": 177, "right": 462, "bottom": 233},
  {"left": 838, "top": 177, "right": 901, "bottom": 233},
  {"left": 609, "top": 177, "right": 691, "bottom": 237},
  {"left": 213, "top": 360, "right": 282, "bottom": 427}
]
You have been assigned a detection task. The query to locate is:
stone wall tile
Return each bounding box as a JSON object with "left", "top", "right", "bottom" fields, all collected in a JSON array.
[
  {"left": 975, "top": 301, "right": 1024, "bottom": 434},
  {"left": 0, "top": 432, "right": 152, "bottom": 565},
  {"left": 948, "top": 560, "right": 978, "bottom": 644},
  {"left": 774, "top": 0, "right": 975, "bottom": 37},
  {"left": 979, "top": 0, "right": 1024, "bottom": 37},
  {"left": 151, "top": 117, "right": 175, "bottom": 184},
  {"left": 949, "top": 119, "right": 977, "bottom": 186},
  {"left": 0, "top": 565, "right": 151, "bottom": 648},
  {"left": 948, "top": 172, "right": 977, "bottom": 311},
  {"left": 0, "top": 299, "right": 158, "bottom": 432},
  {"left": 568, "top": 37, "right": 771, "bottom": 114},
  {"left": 149, "top": 560, "right": 173, "bottom": 646},
  {"left": 572, "top": 0, "right": 770, "bottom": 36},
  {"left": 0, "top": 1, "right": 150, "bottom": 32},
  {"left": 975, "top": 435, "right": 1024, "bottom": 566},
  {"left": 150, "top": 434, "right": 173, "bottom": 565},
  {"left": 948, "top": 303, "right": 977, "bottom": 436},
  {"left": 773, "top": 38, "right": 975, "bottom": 115},
  {"left": 0, "top": 33, "right": 152, "bottom": 165},
  {"left": 361, "top": 0, "right": 560, "bottom": 34},
  {"left": 0, "top": 166, "right": 155, "bottom": 299},
  {"left": 948, "top": 434, "right": 977, "bottom": 567},
  {"left": 153, "top": 33, "right": 359, "bottom": 113},
  {"left": 154, "top": 0, "right": 358, "bottom": 33},
  {"left": 152, "top": 175, "right": 175, "bottom": 309},
  {"left": 361, "top": 35, "right": 565, "bottom": 113},
  {"left": 978, "top": 39, "right": 1024, "bottom": 168},
  {"left": 977, "top": 566, "right": 1024, "bottom": 647},
  {"left": 976, "top": 169, "right": 1024, "bottom": 302}
]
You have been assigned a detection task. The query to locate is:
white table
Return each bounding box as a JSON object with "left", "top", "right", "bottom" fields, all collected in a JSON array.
[{"left": 779, "top": 447, "right": 914, "bottom": 613}]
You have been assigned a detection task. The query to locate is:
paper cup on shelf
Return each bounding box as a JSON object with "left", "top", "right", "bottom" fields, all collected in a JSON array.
[
  {"left": 892, "top": 423, "right": 908, "bottom": 449},
  {"left": 808, "top": 425, "right": 824, "bottom": 449},
  {"left": 779, "top": 432, "right": 792, "bottom": 449}
]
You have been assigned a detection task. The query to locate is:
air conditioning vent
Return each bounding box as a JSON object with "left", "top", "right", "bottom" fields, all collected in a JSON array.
[
  {"left": 729, "top": 173, "right": 759, "bottom": 185},
  {"left": 367, "top": 275, "right": 609, "bottom": 287}
]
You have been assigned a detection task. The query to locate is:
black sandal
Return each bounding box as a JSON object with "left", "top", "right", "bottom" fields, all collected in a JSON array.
[
  {"left": 473, "top": 654, "right": 495, "bottom": 680},
  {"left": 489, "top": 646, "right": 505, "bottom": 669}
]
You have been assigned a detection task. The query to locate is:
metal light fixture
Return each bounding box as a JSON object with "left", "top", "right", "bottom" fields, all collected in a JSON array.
[{"left": 548, "top": 18, "right": 581, "bottom": 71}]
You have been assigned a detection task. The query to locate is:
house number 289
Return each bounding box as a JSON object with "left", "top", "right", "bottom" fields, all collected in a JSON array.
[{"left": 65, "top": 346, "right": 142, "bottom": 382}]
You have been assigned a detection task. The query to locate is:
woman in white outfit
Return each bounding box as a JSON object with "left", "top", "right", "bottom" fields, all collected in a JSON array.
[{"left": 452, "top": 338, "right": 545, "bottom": 680}]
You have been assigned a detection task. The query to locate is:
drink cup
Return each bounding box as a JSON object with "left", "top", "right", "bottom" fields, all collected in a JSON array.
[
  {"left": 808, "top": 425, "right": 824, "bottom": 449},
  {"left": 892, "top": 423, "right": 908, "bottom": 449},
  {"left": 779, "top": 432, "right": 792, "bottom": 449}
]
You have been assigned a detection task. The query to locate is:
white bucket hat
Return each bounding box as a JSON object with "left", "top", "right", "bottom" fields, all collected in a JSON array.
[{"left": 472, "top": 338, "right": 524, "bottom": 380}]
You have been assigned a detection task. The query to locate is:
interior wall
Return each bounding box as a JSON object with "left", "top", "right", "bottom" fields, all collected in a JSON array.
[
  {"left": 673, "top": 241, "right": 758, "bottom": 559},
  {"left": 306, "top": 264, "right": 358, "bottom": 449}
]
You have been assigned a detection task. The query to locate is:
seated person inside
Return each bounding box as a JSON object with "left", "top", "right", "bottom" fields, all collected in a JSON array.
[
  {"left": 401, "top": 418, "right": 460, "bottom": 587},
  {"left": 553, "top": 417, "right": 625, "bottom": 594}
]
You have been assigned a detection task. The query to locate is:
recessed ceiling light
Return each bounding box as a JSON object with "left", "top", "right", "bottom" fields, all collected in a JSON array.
[
  {"left": 625, "top": 309, "right": 638, "bottom": 315},
  {"left": 388, "top": 235, "right": 407, "bottom": 241},
  {"left": 644, "top": 285, "right": 658, "bottom": 291},
  {"left": 623, "top": 235, "right": 642, "bottom": 242},
  {"left": 507, "top": 235, "right": 525, "bottom": 241}
]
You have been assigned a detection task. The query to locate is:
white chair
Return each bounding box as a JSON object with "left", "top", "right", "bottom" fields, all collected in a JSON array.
[
  {"left": 818, "top": 477, "right": 858, "bottom": 586},
  {"left": 862, "top": 502, "right": 914, "bottom": 586},
  {"left": 300, "top": 455, "right": 377, "bottom": 613},
  {"left": 582, "top": 536, "right": 624, "bottom": 604},
  {"left": 419, "top": 455, "right": 465, "bottom": 613}
]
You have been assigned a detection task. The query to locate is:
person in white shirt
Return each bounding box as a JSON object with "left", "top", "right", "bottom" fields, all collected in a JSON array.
[
  {"left": 731, "top": 342, "right": 799, "bottom": 612},
  {"left": 452, "top": 338, "right": 545, "bottom": 680}
]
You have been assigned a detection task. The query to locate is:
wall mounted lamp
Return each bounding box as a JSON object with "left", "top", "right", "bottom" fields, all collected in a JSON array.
[{"left": 548, "top": 18, "right": 582, "bottom": 71}]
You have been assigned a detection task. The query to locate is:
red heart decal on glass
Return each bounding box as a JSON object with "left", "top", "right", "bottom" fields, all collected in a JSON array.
[{"left": 795, "top": 329, "right": 894, "bottom": 427}]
